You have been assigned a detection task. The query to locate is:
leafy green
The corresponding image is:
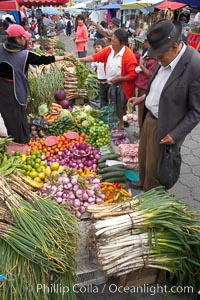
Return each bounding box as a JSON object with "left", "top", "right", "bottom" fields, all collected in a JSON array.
[
  {"left": 60, "top": 109, "right": 73, "bottom": 119},
  {"left": 38, "top": 103, "right": 49, "bottom": 116}
]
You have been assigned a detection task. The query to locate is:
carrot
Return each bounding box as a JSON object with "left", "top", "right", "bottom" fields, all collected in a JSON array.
[
  {"left": 52, "top": 108, "right": 62, "bottom": 113},
  {"left": 51, "top": 103, "right": 62, "bottom": 109},
  {"left": 43, "top": 113, "right": 50, "bottom": 119},
  {"left": 44, "top": 114, "right": 52, "bottom": 119},
  {"left": 50, "top": 110, "right": 60, "bottom": 114}
]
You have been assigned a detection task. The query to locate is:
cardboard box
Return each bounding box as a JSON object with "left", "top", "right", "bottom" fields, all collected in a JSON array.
[{"left": 117, "top": 268, "right": 160, "bottom": 287}]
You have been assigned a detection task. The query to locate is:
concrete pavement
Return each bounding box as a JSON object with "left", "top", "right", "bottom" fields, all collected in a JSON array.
[{"left": 59, "top": 34, "right": 200, "bottom": 300}]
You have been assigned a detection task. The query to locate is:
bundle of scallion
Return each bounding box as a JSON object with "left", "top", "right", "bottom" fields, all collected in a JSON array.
[
  {"left": 0, "top": 239, "right": 76, "bottom": 300},
  {"left": 87, "top": 186, "right": 200, "bottom": 290},
  {"left": 0, "top": 175, "right": 79, "bottom": 274}
]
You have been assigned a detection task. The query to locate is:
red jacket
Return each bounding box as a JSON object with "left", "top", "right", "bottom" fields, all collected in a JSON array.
[
  {"left": 92, "top": 46, "right": 138, "bottom": 100},
  {"left": 135, "top": 57, "right": 157, "bottom": 90}
]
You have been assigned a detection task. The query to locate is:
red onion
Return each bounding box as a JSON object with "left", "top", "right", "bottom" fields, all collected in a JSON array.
[
  {"left": 73, "top": 199, "right": 81, "bottom": 208},
  {"left": 60, "top": 99, "right": 70, "bottom": 109},
  {"left": 75, "top": 211, "right": 82, "bottom": 219},
  {"left": 54, "top": 90, "right": 65, "bottom": 101},
  {"left": 76, "top": 190, "right": 83, "bottom": 198},
  {"left": 79, "top": 206, "right": 86, "bottom": 214},
  {"left": 82, "top": 192, "right": 88, "bottom": 201}
]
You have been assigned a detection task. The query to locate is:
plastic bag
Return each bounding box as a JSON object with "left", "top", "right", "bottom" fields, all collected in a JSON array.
[
  {"left": 157, "top": 144, "right": 181, "bottom": 189},
  {"left": 100, "top": 102, "right": 119, "bottom": 130},
  {"left": 0, "top": 113, "right": 8, "bottom": 137},
  {"left": 89, "top": 95, "right": 101, "bottom": 110}
]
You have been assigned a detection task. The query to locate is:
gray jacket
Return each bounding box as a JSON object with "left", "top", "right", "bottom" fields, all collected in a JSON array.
[{"left": 143, "top": 45, "right": 200, "bottom": 143}]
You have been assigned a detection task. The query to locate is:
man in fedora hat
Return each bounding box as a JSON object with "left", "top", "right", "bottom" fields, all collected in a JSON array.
[
  {"left": 128, "top": 19, "right": 200, "bottom": 191},
  {"left": 91, "top": 17, "right": 121, "bottom": 44}
]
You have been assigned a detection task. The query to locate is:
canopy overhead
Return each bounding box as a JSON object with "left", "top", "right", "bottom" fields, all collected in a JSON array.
[
  {"left": 121, "top": 0, "right": 163, "bottom": 10},
  {"left": 171, "top": 0, "right": 200, "bottom": 6},
  {"left": 96, "top": 3, "right": 120, "bottom": 10},
  {"left": 156, "top": 0, "right": 186, "bottom": 9},
  {"left": 16, "top": 0, "right": 68, "bottom": 7},
  {"left": 42, "top": 6, "right": 61, "bottom": 14},
  {"left": 0, "top": 0, "right": 19, "bottom": 10}
]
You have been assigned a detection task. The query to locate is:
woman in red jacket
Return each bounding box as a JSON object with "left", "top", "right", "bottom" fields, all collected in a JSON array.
[
  {"left": 79, "top": 28, "right": 138, "bottom": 130},
  {"left": 71, "top": 14, "right": 88, "bottom": 58}
]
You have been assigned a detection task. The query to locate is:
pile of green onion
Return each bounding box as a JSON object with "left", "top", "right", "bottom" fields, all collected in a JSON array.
[
  {"left": 0, "top": 175, "right": 79, "bottom": 299},
  {"left": 88, "top": 186, "right": 200, "bottom": 290}
]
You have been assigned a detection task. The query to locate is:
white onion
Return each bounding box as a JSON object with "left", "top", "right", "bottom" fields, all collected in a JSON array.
[
  {"left": 56, "top": 191, "right": 63, "bottom": 197},
  {"left": 92, "top": 178, "right": 100, "bottom": 184},
  {"left": 56, "top": 197, "right": 63, "bottom": 203},
  {"left": 57, "top": 185, "right": 64, "bottom": 192},
  {"left": 71, "top": 176, "right": 78, "bottom": 185},
  {"left": 87, "top": 190, "right": 95, "bottom": 197},
  {"left": 88, "top": 197, "right": 95, "bottom": 203},
  {"left": 65, "top": 182, "right": 72, "bottom": 189},
  {"left": 75, "top": 211, "right": 82, "bottom": 219},
  {"left": 82, "top": 192, "right": 88, "bottom": 201},
  {"left": 73, "top": 199, "right": 81, "bottom": 208},
  {"left": 61, "top": 176, "right": 70, "bottom": 184},
  {"left": 95, "top": 197, "right": 103, "bottom": 203},
  {"left": 76, "top": 190, "right": 83, "bottom": 198},
  {"left": 79, "top": 206, "right": 85, "bottom": 214}
]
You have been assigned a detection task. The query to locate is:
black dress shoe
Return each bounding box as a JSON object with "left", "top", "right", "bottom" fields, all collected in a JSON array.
[
  {"left": 124, "top": 121, "right": 130, "bottom": 128},
  {"left": 130, "top": 180, "right": 143, "bottom": 190}
]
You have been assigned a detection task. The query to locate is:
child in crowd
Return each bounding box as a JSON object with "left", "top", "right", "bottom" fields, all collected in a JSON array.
[
  {"left": 134, "top": 36, "right": 157, "bottom": 136},
  {"left": 91, "top": 39, "right": 109, "bottom": 108}
]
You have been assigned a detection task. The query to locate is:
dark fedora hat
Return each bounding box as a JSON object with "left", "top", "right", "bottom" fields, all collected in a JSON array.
[
  {"left": 147, "top": 19, "right": 182, "bottom": 57},
  {"left": 111, "top": 17, "right": 121, "bottom": 27}
]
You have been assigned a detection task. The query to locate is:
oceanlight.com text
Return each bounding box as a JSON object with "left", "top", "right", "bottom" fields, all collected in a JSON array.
[{"left": 34, "top": 283, "right": 194, "bottom": 296}]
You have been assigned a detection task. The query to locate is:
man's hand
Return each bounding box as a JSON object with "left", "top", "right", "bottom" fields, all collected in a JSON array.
[
  {"left": 160, "top": 134, "right": 176, "bottom": 145},
  {"left": 110, "top": 77, "right": 120, "bottom": 84},
  {"left": 128, "top": 95, "right": 145, "bottom": 106}
]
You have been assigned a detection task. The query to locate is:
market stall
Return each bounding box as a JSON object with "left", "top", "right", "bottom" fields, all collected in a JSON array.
[{"left": 16, "top": 0, "right": 68, "bottom": 7}]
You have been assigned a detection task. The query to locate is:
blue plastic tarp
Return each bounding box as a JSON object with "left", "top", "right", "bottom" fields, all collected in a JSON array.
[
  {"left": 172, "top": 0, "right": 200, "bottom": 7},
  {"left": 96, "top": 3, "right": 120, "bottom": 10}
]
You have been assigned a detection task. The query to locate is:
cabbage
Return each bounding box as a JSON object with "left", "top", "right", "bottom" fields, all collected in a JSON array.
[
  {"left": 38, "top": 103, "right": 49, "bottom": 116},
  {"left": 82, "top": 120, "right": 89, "bottom": 127},
  {"left": 72, "top": 106, "right": 82, "bottom": 112},
  {"left": 83, "top": 105, "right": 93, "bottom": 112},
  {"left": 60, "top": 109, "right": 73, "bottom": 119}
]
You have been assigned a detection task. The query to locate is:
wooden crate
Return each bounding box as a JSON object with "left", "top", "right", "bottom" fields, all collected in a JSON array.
[{"left": 116, "top": 268, "right": 160, "bottom": 287}]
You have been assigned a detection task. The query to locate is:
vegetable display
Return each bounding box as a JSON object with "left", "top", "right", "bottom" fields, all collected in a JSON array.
[
  {"left": 27, "top": 64, "right": 65, "bottom": 115},
  {"left": 39, "top": 170, "right": 105, "bottom": 218},
  {"left": 61, "top": 59, "right": 99, "bottom": 100},
  {"left": 44, "top": 142, "right": 101, "bottom": 173},
  {"left": 45, "top": 116, "right": 79, "bottom": 136},
  {"left": 111, "top": 129, "right": 130, "bottom": 146},
  {"left": 122, "top": 102, "right": 138, "bottom": 124},
  {"left": 86, "top": 186, "right": 200, "bottom": 290},
  {"left": 100, "top": 182, "right": 131, "bottom": 203}
]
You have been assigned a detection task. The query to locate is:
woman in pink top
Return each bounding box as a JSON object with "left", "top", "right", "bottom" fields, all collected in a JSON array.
[{"left": 72, "top": 14, "right": 88, "bottom": 58}]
